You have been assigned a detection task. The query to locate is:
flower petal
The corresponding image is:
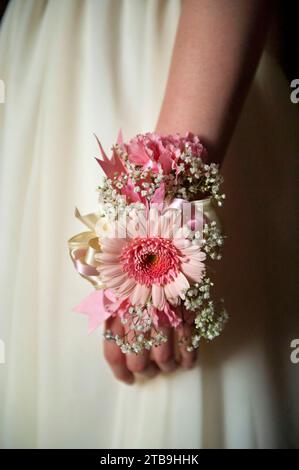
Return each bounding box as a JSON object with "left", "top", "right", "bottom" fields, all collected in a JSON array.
[
  {"left": 163, "top": 303, "right": 182, "bottom": 327},
  {"left": 130, "top": 284, "right": 151, "bottom": 305},
  {"left": 100, "top": 237, "right": 127, "bottom": 252},
  {"left": 103, "top": 273, "right": 128, "bottom": 289},
  {"left": 117, "top": 277, "right": 136, "bottom": 297},
  {"left": 152, "top": 284, "right": 166, "bottom": 310},
  {"left": 173, "top": 238, "right": 192, "bottom": 250},
  {"left": 181, "top": 259, "right": 205, "bottom": 283},
  {"left": 98, "top": 266, "right": 124, "bottom": 278},
  {"left": 96, "top": 252, "right": 119, "bottom": 263},
  {"left": 164, "top": 272, "right": 189, "bottom": 303}
]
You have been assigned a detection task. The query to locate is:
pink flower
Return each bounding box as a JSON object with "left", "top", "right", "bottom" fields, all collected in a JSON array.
[
  {"left": 96, "top": 211, "right": 206, "bottom": 316},
  {"left": 125, "top": 132, "right": 207, "bottom": 174}
]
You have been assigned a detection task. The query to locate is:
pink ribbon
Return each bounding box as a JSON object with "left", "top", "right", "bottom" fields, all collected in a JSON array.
[{"left": 73, "top": 289, "right": 117, "bottom": 334}]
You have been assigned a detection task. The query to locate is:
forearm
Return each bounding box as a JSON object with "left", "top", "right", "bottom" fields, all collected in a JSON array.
[{"left": 156, "top": 0, "right": 273, "bottom": 164}]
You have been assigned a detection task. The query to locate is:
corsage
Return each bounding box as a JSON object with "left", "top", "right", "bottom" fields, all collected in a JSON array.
[{"left": 68, "top": 132, "right": 228, "bottom": 353}]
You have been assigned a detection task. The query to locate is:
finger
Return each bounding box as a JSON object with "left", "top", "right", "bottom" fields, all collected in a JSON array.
[
  {"left": 126, "top": 351, "right": 159, "bottom": 378},
  {"left": 139, "top": 362, "right": 160, "bottom": 379},
  {"left": 125, "top": 346, "right": 150, "bottom": 374},
  {"left": 176, "top": 322, "right": 198, "bottom": 369},
  {"left": 124, "top": 324, "right": 159, "bottom": 378},
  {"left": 103, "top": 317, "right": 134, "bottom": 385},
  {"left": 151, "top": 327, "right": 177, "bottom": 373}
]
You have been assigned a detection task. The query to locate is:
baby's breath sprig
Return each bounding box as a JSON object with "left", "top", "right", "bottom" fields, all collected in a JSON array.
[
  {"left": 181, "top": 275, "right": 228, "bottom": 351},
  {"left": 190, "top": 220, "right": 225, "bottom": 260},
  {"left": 194, "top": 302, "right": 228, "bottom": 342},
  {"left": 97, "top": 178, "right": 127, "bottom": 207},
  {"left": 97, "top": 145, "right": 225, "bottom": 206},
  {"left": 103, "top": 302, "right": 168, "bottom": 354},
  {"left": 165, "top": 148, "right": 225, "bottom": 206}
]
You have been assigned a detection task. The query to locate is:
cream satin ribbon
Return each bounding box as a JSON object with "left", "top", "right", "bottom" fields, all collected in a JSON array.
[
  {"left": 68, "top": 208, "right": 104, "bottom": 289},
  {"left": 68, "top": 198, "right": 221, "bottom": 289},
  {"left": 194, "top": 197, "right": 222, "bottom": 229}
]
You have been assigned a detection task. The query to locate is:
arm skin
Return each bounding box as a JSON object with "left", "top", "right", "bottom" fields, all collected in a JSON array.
[
  {"left": 104, "top": 0, "right": 273, "bottom": 384},
  {"left": 156, "top": 0, "right": 273, "bottom": 164}
]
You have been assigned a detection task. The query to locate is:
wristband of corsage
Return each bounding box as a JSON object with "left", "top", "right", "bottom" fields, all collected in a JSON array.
[{"left": 68, "top": 132, "right": 228, "bottom": 353}]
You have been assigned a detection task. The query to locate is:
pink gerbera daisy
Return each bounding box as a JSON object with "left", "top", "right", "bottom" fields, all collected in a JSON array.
[{"left": 96, "top": 210, "right": 206, "bottom": 313}]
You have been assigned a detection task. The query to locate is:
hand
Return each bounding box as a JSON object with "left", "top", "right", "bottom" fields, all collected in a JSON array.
[{"left": 103, "top": 314, "right": 198, "bottom": 385}]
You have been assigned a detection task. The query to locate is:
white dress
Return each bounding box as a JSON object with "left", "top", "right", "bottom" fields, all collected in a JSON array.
[{"left": 0, "top": 0, "right": 298, "bottom": 449}]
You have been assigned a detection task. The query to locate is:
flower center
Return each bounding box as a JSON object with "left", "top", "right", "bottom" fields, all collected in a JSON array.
[
  {"left": 145, "top": 253, "right": 158, "bottom": 265},
  {"left": 120, "top": 237, "right": 180, "bottom": 286}
]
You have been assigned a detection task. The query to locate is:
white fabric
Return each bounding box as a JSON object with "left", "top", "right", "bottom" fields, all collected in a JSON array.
[{"left": 0, "top": 0, "right": 298, "bottom": 449}]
